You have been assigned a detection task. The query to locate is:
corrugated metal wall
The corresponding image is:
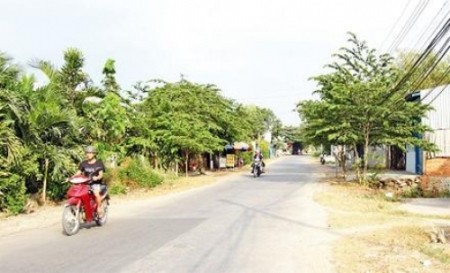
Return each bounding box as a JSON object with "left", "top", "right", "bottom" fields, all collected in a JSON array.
[
  {"left": 425, "top": 129, "right": 450, "bottom": 157},
  {"left": 421, "top": 85, "right": 450, "bottom": 157}
]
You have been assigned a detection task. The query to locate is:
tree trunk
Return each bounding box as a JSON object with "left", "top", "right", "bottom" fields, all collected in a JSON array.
[
  {"left": 197, "top": 154, "right": 205, "bottom": 174},
  {"left": 353, "top": 144, "right": 363, "bottom": 184},
  {"left": 363, "top": 127, "right": 370, "bottom": 182},
  {"left": 340, "top": 146, "right": 347, "bottom": 179},
  {"left": 174, "top": 160, "right": 178, "bottom": 176},
  {"left": 185, "top": 152, "right": 189, "bottom": 177},
  {"left": 42, "top": 158, "right": 49, "bottom": 205},
  {"left": 153, "top": 153, "right": 160, "bottom": 170}
]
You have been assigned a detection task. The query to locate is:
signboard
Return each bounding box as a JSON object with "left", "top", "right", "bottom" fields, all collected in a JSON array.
[
  {"left": 226, "top": 154, "right": 235, "bottom": 167},
  {"left": 219, "top": 157, "right": 226, "bottom": 168}
]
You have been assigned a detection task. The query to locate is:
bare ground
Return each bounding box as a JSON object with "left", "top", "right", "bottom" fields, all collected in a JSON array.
[{"left": 315, "top": 181, "right": 450, "bottom": 273}]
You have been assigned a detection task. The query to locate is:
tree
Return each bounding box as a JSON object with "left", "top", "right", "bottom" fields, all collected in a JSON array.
[
  {"left": 102, "top": 59, "right": 120, "bottom": 96},
  {"left": 298, "top": 32, "right": 436, "bottom": 181},
  {"left": 396, "top": 51, "right": 450, "bottom": 91},
  {"left": 58, "top": 48, "right": 87, "bottom": 105},
  {"left": 142, "top": 80, "right": 228, "bottom": 174}
]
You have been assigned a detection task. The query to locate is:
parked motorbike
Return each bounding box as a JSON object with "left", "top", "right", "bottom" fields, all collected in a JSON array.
[
  {"left": 252, "top": 161, "right": 263, "bottom": 177},
  {"left": 62, "top": 174, "right": 110, "bottom": 236}
]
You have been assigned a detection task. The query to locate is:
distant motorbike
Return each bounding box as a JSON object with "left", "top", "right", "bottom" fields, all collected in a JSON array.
[
  {"left": 62, "top": 174, "right": 110, "bottom": 236},
  {"left": 252, "top": 161, "right": 263, "bottom": 177},
  {"left": 320, "top": 154, "right": 326, "bottom": 165}
]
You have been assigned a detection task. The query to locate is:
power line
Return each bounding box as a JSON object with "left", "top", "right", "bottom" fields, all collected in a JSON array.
[
  {"left": 409, "top": 34, "right": 450, "bottom": 90},
  {"left": 409, "top": 0, "right": 449, "bottom": 51},
  {"left": 380, "top": 17, "right": 450, "bottom": 104},
  {"left": 388, "top": 0, "right": 430, "bottom": 53},
  {"left": 420, "top": 65, "right": 450, "bottom": 103},
  {"left": 380, "top": 0, "right": 412, "bottom": 51},
  {"left": 426, "top": 80, "right": 450, "bottom": 104},
  {"left": 400, "top": 2, "right": 450, "bottom": 72}
]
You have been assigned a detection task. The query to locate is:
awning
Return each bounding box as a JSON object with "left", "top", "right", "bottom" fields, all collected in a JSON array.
[{"left": 225, "top": 142, "right": 251, "bottom": 151}]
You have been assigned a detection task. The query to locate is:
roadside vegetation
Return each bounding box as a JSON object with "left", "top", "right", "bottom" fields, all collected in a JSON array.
[{"left": 0, "top": 49, "right": 284, "bottom": 215}]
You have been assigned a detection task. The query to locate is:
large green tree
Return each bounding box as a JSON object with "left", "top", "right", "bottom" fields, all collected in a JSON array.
[
  {"left": 298, "top": 33, "right": 435, "bottom": 181},
  {"left": 143, "top": 80, "right": 237, "bottom": 175}
]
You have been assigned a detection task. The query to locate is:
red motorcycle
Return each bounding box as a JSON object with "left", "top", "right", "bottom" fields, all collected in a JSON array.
[{"left": 62, "top": 174, "right": 110, "bottom": 236}]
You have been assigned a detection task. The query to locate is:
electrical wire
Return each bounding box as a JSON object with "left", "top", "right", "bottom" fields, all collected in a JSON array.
[
  {"left": 380, "top": 17, "right": 450, "bottom": 104},
  {"left": 420, "top": 64, "right": 450, "bottom": 103},
  {"left": 399, "top": 2, "right": 450, "bottom": 75},
  {"left": 388, "top": 0, "right": 430, "bottom": 53},
  {"left": 380, "top": 0, "right": 412, "bottom": 51},
  {"left": 409, "top": 36, "right": 450, "bottom": 90}
]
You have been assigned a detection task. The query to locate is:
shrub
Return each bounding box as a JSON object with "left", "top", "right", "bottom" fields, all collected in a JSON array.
[
  {"left": 259, "top": 140, "right": 270, "bottom": 159},
  {"left": 0, "top": 174, "right": 27, "bottom": 215},
  {"left": 109, "top": 183, "right": 128, "bottom": 195},
  {"left": 241, "top": 151, "right": 253, "bottom": 165},
  {"left": 400, "top": 187, "right": 423, "bottom": 198},
  {"left": 118, "top": 158, "right": 163, "bottom": 189}
]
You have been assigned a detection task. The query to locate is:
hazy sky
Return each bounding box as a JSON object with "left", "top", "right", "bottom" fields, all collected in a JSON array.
[{"left": 1, "top": 0, "right": 446, "bottom": 125}]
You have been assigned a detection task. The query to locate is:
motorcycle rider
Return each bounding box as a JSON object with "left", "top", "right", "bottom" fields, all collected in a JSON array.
[
  {"left": 251, "top": 150, "right": 265, "bottom": 173},
  {"left": 75, "top": 145, "right": 106, "bottom": 218}
]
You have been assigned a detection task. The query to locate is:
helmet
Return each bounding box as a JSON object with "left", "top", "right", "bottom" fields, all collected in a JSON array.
[{"left": 84, "top": 145, "right": 97, "bottom": 154}]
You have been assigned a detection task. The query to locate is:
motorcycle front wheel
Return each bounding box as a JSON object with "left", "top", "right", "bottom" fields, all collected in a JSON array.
[{"left": 62, "top": 205, "right": 80, "bottom": 236}]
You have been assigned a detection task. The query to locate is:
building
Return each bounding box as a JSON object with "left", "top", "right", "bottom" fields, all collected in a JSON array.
[{"left": 406, "top": 85, "right": 450, "bottom": 176}]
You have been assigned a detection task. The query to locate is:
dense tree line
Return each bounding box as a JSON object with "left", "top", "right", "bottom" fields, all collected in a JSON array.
[{"left": 0, "top": 49, "right": 280, "bottom": 214}]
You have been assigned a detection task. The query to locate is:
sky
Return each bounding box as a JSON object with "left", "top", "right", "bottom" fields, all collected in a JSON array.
[{"left": 0, "top": 0, "right": 446, "bottom": 126}]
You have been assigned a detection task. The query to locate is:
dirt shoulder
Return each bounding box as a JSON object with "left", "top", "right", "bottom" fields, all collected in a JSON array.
[{"left": 314, "top": 179, "right": 450, "bottom": 273}]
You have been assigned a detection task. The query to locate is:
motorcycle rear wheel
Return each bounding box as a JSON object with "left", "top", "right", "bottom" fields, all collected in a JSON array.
[{"left": 62, "top": 205, "right": 80, "bottom": 236}]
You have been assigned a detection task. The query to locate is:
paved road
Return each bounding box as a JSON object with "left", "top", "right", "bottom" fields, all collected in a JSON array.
[{"left": 0, "top": 156, "right": 336, "bottom": 273}]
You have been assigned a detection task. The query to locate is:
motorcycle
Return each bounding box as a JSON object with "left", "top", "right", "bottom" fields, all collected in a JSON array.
[
  {"left": 320, "top": 154, "right": 326, "bottom": 165},
  {"left": 62, "top": 174, "right": 110, "bottom": 236},
  {"left": 252, "top": 161, "right": 263, "bottom": 177}
]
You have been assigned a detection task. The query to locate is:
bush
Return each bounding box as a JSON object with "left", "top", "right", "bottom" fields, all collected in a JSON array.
[
  {"left": 0, "top": 174, "right": 27, "bottom": 215},
  {"left": 259, "top": 140, "right": 270, "bottom": 159},
  {"left": 400, "top": 187, "right": 423, "bottom": 198},
  {"left": 109, "top": 183, "right": 128, "bottom": 195},
  {"left": 118, "top": 158, "right": 163, "bottom": 189},
  {"left": 241, "top": 151, "right": 253, "bottom": 165}
]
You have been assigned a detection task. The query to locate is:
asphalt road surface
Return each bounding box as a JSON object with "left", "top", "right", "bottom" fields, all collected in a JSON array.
[{"left": 0, "top": 155, "right": 337, "bottom": 273}]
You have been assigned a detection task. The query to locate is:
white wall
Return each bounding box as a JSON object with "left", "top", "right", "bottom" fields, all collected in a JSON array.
[{"left": 406, "top": 145, "right": 416, "bottom": 173}]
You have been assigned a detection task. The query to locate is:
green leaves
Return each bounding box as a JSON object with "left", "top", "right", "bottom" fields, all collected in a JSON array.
[
  {"left": 298, "top": 33, "right": 435, "bottom": 180},
  {"left": 144, "top": 80, "right": 229, "bottom": 164},
  {"left": 102, "top": 59, "right": 120, "bottom": 96},
  {"left": 0, "top": 48, "right": 285, "bottom": 211}
]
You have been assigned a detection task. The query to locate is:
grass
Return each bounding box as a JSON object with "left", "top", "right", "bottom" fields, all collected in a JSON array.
[{"left": 315, "top": 181, "right": 450, "bottom": 272}]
